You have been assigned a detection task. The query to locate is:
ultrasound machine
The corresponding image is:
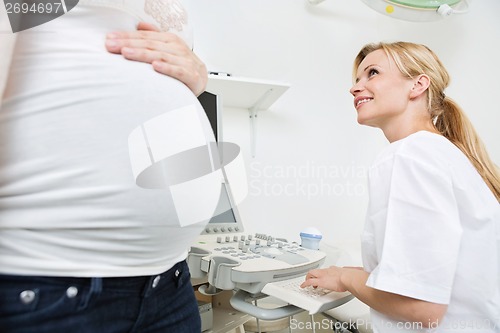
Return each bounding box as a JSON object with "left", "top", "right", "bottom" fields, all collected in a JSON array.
[{"left": 189, "top": 92, "right": 353, "bottom": 327}]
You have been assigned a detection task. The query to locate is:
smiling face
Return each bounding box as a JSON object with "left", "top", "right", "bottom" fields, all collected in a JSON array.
[{"left": 349, "top": 49, "right": 417, "bottom": 134}]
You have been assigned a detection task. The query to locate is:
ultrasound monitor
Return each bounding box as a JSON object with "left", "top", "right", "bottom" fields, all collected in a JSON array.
[{"left": 198, "top": 92, "right": 244, "bottom": 234}]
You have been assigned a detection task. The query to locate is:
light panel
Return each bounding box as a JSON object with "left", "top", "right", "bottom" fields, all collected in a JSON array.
[{"left": 360, "top": 0, "right": 467, "bottom": 21}]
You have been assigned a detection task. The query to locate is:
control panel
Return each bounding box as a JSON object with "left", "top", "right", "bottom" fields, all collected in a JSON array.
[
  {"left": 203, "top": 225, "right": 241, "bottom": 234},
  {"left": 188, "top": 233, "right": 326, "bottom": 295}
]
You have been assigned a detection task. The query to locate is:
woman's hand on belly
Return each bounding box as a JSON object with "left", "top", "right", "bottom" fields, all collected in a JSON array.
[{"left": 105, "top": 22, "right": 207, "bottom": 96}]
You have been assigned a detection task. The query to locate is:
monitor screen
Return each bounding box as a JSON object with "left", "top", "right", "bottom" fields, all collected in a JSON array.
[
  {"left": 197, "top": 91, "right": 219, "bottom": 142},
  {"left": 198, "top": 92, "right": 244, "bottom": 234}
]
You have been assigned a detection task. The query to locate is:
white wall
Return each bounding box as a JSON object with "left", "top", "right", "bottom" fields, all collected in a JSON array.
[{"left": 184, "top": 0, "right": 500, "bottom": 263}]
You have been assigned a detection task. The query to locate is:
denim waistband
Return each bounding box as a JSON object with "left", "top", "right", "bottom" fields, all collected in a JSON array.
[{"left": 0, "top": 260, "right": 188, "bottom": 292}]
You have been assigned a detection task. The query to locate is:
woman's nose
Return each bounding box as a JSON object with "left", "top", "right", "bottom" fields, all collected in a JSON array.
[{"left": 349, "top": 83, "right": 361, "bottom": 96}]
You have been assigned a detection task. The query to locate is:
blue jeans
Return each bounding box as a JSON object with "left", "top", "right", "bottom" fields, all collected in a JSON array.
[{"left": 0, "top": 260, "right": 201, "bottom": 333}]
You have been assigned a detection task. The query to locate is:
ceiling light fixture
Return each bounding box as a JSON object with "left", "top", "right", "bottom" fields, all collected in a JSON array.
[{"left": 308, "top": 0, "right": 470, "bottom": 21}]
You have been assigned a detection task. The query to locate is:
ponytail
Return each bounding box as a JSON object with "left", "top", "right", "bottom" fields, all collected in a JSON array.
[{"left": 436, "top": 97, "right": 500, "bottom": 202}]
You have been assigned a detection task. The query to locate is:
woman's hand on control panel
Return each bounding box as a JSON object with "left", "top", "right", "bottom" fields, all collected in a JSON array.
[{"left": 301, "top": 265, "right": 364, "bottom": 292}]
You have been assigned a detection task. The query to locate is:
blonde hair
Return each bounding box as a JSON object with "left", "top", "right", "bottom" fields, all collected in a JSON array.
[{"left": 354, "top": 41, "right": 500, "bottom": 202}]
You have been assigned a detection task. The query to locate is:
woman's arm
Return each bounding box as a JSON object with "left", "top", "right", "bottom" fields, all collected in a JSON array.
[
  {"left": 301, "top": 266, "right": 447, "bottom": 328},
  {"left": 105, "top": 22, "right": 207, "bottom": 96}
]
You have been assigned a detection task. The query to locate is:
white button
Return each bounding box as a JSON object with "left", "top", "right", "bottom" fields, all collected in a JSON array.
[
  {"left": 19, "top": 290, "right": 36, "bottom": 304},
  {"left": 152, "top": 275, "right": 161, "bottom": 288},
  {"left": 66, "top": 286, "right": 79, "bottom": 298}
]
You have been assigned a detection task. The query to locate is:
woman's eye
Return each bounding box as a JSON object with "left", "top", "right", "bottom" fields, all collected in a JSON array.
[{"left": 368, "top": 68, "right": 379, "bottom": 77}]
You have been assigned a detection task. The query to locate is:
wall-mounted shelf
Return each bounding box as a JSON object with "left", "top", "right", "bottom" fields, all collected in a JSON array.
[{"left": 205, "top": 74, "right": 290, "bottom": 157}]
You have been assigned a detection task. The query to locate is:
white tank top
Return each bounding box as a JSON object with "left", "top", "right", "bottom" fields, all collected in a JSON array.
[{"left": 0, "top": 1, "right": 212, "bottom": 277}]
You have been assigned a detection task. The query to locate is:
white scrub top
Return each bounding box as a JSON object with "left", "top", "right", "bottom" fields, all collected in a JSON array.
[{"left": 362, "top": 131, "right": 500, "bottom": 333}]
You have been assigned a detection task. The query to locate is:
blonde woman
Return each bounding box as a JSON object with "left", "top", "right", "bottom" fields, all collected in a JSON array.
[{"left": 302, "top": 41, "right": 500, "bottom": 332}]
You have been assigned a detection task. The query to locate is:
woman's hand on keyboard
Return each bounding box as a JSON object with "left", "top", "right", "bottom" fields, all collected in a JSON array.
[
  {"left": 301, "top": 265, "right": 362, "bottom": 292},
  {"left": 105, "top": 22, "right": 208, "bottom": 96}
]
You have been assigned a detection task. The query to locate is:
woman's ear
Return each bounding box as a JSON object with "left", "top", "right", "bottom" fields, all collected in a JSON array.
[{"left": 410, "top": 74, "right": 430, "bottom": 99}]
